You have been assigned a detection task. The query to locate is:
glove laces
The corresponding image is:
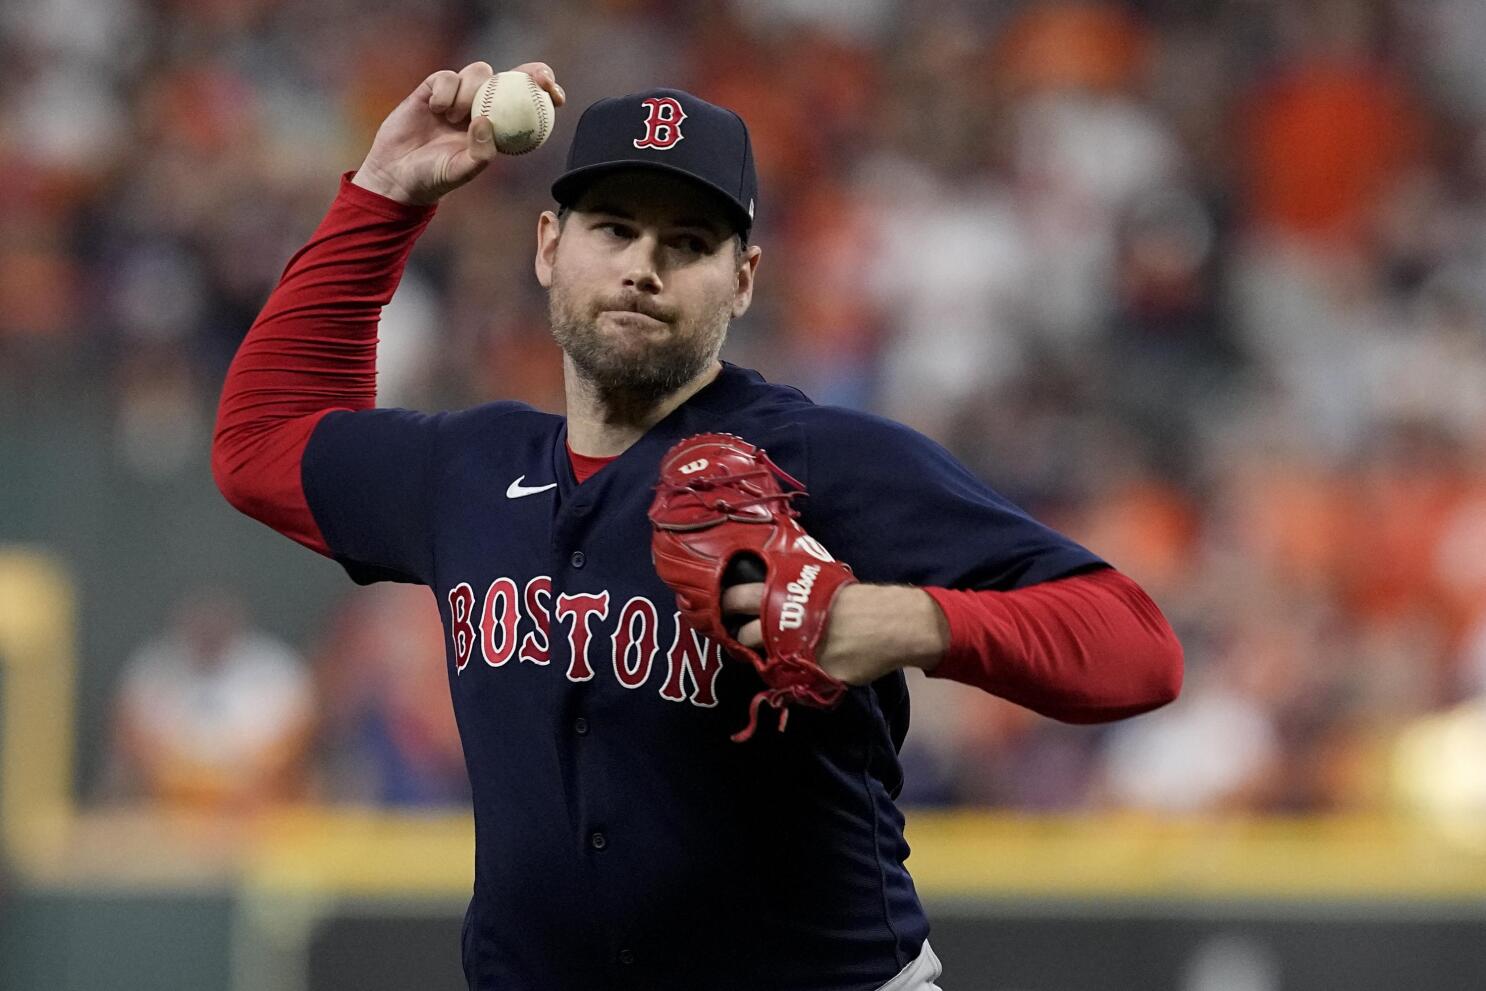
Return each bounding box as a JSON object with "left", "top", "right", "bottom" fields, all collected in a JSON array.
[
  {"left": 731, "top": 659, "right": 850, "bottom": 743},
  {"left": 654, "top": 452, "right": 805, "bottom": 522}
]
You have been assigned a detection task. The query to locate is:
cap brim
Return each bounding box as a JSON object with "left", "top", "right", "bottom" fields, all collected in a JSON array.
[{"left": 551, "top": 160, "right": 753, "bottom": 235}]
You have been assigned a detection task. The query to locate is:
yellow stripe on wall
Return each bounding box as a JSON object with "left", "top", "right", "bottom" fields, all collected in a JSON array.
[
  {"left": 0, "top": 550, "right": 77, "bottom": 868},
  {"left": 223, "top": 808, "right": 1486, "bottom": 902},
  {"left": 246, "top": 808, "right": 474, "bottom": 897},
  {"left": 902, "top": 812, "right": 1486, "bottom": 901}
]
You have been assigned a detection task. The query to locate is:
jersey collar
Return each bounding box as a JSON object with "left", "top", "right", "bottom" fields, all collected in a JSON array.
[{"left": 550, "top": 361, "right": 772, "bottom": 497}]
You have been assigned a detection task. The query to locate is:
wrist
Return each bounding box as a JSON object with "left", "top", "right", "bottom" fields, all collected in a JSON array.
[
  {"left": 351, "top": 164, "right": 418, "bottom": 205},
  {"left": 897, "top": 586, "right": 949, "bottom": 674},
  {"left": 831, "top": 584, "right": 948, "bottom": 678}
]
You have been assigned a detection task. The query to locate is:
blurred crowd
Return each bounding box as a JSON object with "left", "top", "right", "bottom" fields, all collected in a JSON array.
[
  {"left": 7, "top": 0, "right": 1486, "bottom": 816},
  {"left": 105, "top": 585, "right": 469, "bottom": 809}
]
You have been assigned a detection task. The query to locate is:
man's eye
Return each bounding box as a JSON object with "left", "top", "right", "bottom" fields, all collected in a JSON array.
[
  {"left": 601, "top": 223, "right": 632, "bottom": 238},
  {"left": 674, "top": 236, "right": 708, "bottom": 254}
]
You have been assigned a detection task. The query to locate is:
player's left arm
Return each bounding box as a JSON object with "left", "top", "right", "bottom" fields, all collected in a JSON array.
[
  {"left": 725, "top": 567, "right": 1181, "bottom": 722},
  {"left": 725, "top": 412, "right": 1182, "bottom": 722}
]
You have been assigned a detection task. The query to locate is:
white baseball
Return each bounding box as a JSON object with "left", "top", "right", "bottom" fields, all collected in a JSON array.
[{"left": 472, "top": 71, "right": 554, "bottom": 155}]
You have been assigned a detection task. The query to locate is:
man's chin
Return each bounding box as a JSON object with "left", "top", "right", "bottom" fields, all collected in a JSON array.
[
  {"left": 551, "top": 305, "right": 727, "bottom": 403},
  {"left": 593, "top": 324, "right": 668, "bottom": 357},
  {"left": 585, "top": 374, "right": 681, "bottom": 405},
  {"left": 575, "top": 349, "right": 709, "bottom": 401}
]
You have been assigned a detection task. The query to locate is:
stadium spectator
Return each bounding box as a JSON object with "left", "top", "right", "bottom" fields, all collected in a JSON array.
[{"left": 108, "top": 590, "right": 314, "bottom": 810}]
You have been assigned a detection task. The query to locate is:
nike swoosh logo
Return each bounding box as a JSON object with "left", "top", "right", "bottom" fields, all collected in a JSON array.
[{"left": 506, "top": 476, "right": 557, "bottom": 499}]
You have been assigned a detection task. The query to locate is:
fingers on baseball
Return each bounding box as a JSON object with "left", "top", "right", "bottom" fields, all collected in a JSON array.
[
  {"left": 445, "top": 61, "right": 494, "bottom": 124},
  {"left": 425, "top": 69, "right": 461, "bottom": 116},
  {"left": 515, "top": 61, "right": 566, "bottom": 106},
  {"left": 465, "top": 116, "right": 497, "bottom": 163}
]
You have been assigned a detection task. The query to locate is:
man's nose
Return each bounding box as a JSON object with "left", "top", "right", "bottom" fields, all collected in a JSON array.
[{"left": 622, "top": 235, "right": 664, "bottom": 294}]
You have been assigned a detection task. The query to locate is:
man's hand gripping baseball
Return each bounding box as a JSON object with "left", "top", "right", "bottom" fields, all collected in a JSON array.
[{"left": 353, "top": 61, "right": 566, "bottom": 206}]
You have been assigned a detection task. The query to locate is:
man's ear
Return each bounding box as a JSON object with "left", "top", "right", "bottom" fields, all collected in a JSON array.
[
  {"left": 732, "top": 244, "right": 762, "bottom": 319},
  {"left": 535, "top": 210, "right": 561, "bottom": 288}
]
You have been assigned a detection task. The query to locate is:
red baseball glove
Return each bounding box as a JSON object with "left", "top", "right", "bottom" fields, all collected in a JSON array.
[{"left": 649, "top": 433, "right": 857, "bottom": 742}]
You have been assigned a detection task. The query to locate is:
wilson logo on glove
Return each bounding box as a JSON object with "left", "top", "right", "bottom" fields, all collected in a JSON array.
[
  {"left": 648, "top": 433, "right": 856, "bottom": 742},
  {"left": 778, "top": 564, "right": 821, "bottom": 631}
]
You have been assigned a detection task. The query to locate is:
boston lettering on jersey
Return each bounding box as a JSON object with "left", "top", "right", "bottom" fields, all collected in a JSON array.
[{"left": 446, "top": 576, "right": 723, "bottom": 706}]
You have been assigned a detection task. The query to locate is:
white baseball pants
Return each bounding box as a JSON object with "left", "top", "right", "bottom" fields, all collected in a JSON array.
[{"left": 875, "top": 940, "right": 944, "bottom": 991}]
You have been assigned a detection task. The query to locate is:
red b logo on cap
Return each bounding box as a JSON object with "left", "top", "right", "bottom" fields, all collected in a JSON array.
[{"left": 634, "top": 97, "right": 687, "bottom": 150}]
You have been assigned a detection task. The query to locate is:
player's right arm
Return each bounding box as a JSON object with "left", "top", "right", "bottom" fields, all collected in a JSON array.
[{"left": 212, "top": 62, "right": 563, "bottom": 570}]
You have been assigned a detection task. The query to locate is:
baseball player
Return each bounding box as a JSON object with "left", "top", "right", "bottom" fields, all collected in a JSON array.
[{"left": 214, "top": 61, "right": 1181, "bottom": 990}]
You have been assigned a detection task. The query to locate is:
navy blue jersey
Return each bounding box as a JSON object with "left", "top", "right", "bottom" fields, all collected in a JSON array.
[{"left": 301, "top": 362, "right": 1102, "bottom": 990}]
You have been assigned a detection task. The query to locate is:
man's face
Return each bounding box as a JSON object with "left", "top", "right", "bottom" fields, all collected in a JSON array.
[{"left": 535, "top": 170, "right": 761, "bottom": 403}]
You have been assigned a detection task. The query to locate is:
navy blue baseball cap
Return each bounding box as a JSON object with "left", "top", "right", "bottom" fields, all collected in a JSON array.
[{"left": 551, "top": 88, "right": 758, "bottom": 237}]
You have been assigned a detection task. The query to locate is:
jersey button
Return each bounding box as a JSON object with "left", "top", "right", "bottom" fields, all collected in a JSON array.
[
  {"left": 590, "top": 831, "right": 607, "bottom": 850},
  {"left": 573, "top": 716, "right": 589, "bottom": 735},
  {"left": 570, "top": 551, "right": 586, "bottom": 569},
  {"left": 618, "top": 949, "right": 636, "bottom": 965}
]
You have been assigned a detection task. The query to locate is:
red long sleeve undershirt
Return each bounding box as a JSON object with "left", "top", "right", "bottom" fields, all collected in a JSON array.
[
  {"left": 213, "top": 174, "right": 435, "bottom": 555},
  {"left": 213, "top": 174, "right": 1181, "bottom": 724}
]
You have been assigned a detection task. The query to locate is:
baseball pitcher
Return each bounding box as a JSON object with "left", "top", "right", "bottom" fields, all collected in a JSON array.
[{"left": 214, "top": 60, "right": 1182, "bottom": 990}]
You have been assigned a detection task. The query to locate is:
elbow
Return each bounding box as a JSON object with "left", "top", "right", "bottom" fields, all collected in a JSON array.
[
  {"left": 209, "top": 399, "right": 312, "bottom": 516},
  {"left": 210, "top": 423, "right": 251, "bottom": 514},
  {"left": 211, "top": 388, "right": 243, "bottom": 507},
  {"left": 1051, "top": 625, "right": 1184, "bottom": 725},
  {"left": 210, "top": 421, "right": 293, "bottom": 525},
  {"left": 207, "top": 412, "right": 333, "bottom": 558},
  {"left": 1111, "top": 615, "right": 1183, "bottom": 719},
  {"left": 209, "top": 409, "right": 280, "bottom": 522},
  {"left": 1109, "top": 572, "right": 1185, "bottom": 717},
  {"left": 1147, "top": 622, "right": 1184, "bottom": 710},
  {"left": 1117, "top": 619, "right": 1184, "bottom": 719}
]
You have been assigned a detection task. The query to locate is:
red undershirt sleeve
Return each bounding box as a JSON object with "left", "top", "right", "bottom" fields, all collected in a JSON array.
[
  {"left": 923, "top": 568, "right": 1183, "bottom": 722},
  {"left": 211, "top": 172, "right": 437, "bottom": 555}
]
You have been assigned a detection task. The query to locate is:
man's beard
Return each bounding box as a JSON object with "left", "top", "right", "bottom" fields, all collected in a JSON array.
[{"left": 549, "top": 281, "right": 731, "bottom": 408}]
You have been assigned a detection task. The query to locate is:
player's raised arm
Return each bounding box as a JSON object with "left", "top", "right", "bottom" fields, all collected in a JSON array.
[{"left": 211, "top": 62, "right": 564, "bottom": 557}]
